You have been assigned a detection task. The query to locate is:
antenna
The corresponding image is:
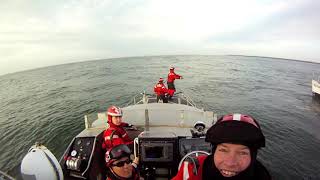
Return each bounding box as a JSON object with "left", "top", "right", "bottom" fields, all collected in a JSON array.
[{"left": 145, "top": 109, "right": 149, "bottom": 131}]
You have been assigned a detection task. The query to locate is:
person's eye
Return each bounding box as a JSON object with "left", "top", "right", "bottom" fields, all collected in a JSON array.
[
  {"left": 239, "top": 151, "right": 249, "bottom": 156},
  {"left": 218, "top": 148, "right": 228, "bottom": 152}
]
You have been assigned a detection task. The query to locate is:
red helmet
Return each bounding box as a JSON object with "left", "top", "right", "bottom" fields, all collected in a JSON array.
[
  {"left": 159, "top": 78, "right": 164, "bottom": 83},
  {"left": 205, "top": 114, "right": 265, "bottom": 149},
  {"left": 107, "top": 106, "right": 122, "bottom": 123}
]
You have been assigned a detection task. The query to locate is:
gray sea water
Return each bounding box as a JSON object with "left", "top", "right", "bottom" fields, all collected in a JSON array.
[{"left": 0, "top": 55, "right": 320, "bottom": 179}]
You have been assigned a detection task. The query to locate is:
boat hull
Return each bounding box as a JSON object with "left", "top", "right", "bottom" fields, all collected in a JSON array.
[{"left": 312, "top": 80, "right": 320, "bottom": 95}]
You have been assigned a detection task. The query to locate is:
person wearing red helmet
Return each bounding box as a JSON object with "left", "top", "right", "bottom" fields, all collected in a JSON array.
[
  {"left": 167, "top": 67, "right": 183, "bottom": 99},
  {"left": 173, "top": 114, "right": 271, "bottom": 180},
  {"left": 154, "top": 78, "right": 168, "bottom": 103},
  {"left": 105, "top": 144, "right": 140, "bottom": 180},
  {"left": 102, "top": 106, "right": 133, "bottom": 151}
]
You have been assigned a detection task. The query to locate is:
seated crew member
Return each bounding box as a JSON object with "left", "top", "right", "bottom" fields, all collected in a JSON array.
[
  {"left": 102, "top": 106, "right": 133, "bottom": 151},
  {"left": 167, "top": 67, "right": 183, "bottom": 99},
  {"left": 153, "top": 78, "right": 168, "bottom": 103},
  {"left": 173, "top": 114, "right": 271, "bottom": 180},
  {"left": 105, "top": 144, "right": 139, "bottom": 180}
]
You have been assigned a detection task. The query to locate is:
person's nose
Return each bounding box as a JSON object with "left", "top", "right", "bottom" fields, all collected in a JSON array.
[
  {"left": 223, "top": 153, "right": 238, "bottom": 167},
  {"left": 123, "top": 162, "right": 131, "bottom": 168}
]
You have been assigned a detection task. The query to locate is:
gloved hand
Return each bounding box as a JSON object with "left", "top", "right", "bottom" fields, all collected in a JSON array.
[
  {"left": 127, "top": 124, "right": 137, "bottom": 130},
  {"left": 133, "top": 156, "right": 139, "bottom": 165}
]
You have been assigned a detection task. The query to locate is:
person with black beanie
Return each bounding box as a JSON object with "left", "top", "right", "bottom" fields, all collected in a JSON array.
[{"left": 173, "top": 114, "right": 271, "bottom": 180}]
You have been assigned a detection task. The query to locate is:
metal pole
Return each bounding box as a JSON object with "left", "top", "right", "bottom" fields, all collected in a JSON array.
[{"left": 145, "top": 109, "right": 149, "bottom": 131}]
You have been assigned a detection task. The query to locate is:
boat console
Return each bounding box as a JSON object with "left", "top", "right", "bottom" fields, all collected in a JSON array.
[
  {"left": 58, "top": 127, "right": 212, "bottom": 180},
  {"left": 135, "top": 130, "right": 211, "bottom": 179},
  {"left": 60, "top": 134, "right": 106, "bottom": 180},
  {"left": 135, "top": 131, "right": 179, "bottom": 179},
  {"left": 140, "top": 140, "right": 175, "bottom": 162}
]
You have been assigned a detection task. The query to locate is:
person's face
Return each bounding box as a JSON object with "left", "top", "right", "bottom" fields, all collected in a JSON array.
[
  {"left": 111, "top": 157, "right": 132, "bottom": 178},
  {"left": 214, "top": 143, "right": 251, "bottom": 177},
  {"left": 111, "top": 116, "right": 122, "bottom": 126}
]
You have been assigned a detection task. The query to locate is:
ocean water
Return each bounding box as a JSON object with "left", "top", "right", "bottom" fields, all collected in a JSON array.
[{"left": 0, "top": 55, "right": 320, "bottom": 179}]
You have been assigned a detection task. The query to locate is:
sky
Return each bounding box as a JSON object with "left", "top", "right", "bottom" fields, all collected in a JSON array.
[{"left": 1, "top": 0, "right": 320, "bottom": 76}]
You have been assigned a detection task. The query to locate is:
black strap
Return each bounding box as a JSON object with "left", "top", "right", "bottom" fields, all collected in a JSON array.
[{"left": 110, "top": 130, "right": 116, "bottom": 146}]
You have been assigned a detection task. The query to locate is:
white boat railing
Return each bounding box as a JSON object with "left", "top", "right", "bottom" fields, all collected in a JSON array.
[
  {"left": 126, "top": 91, "right": 198, "bottom": 108},
  {"left": 313, "top": 72, "right": 320, "bottom": 82},
  {"left": 85, "top": 113, "right": 98, "bottom": 129},
  {"left": 181, "top": 92, "right": 197, "bottom": 107}
]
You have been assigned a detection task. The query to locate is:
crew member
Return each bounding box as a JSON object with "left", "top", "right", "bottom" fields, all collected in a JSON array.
[
  {"left": 105, "top": 144, "right": 140, "bottom": 180},
  {"left": 173, "top": 114, "right": 271, "bottom": 180},
  {"left": 167, "top": 67, "right": 182, "bottom": 99},
  {"left": 102, "top": 106, "right": 133, "bottom": 151},
  {"left": 154, "top": 78, "right": 168, "bottom": 103}
]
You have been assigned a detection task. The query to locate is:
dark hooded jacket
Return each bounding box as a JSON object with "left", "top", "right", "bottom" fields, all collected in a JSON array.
[{"left": 202, "top": 154, "right": 271, "bottom": 180}]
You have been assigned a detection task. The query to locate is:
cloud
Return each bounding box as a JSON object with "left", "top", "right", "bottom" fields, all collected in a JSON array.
[{"left": 0, "top": 0, "right": 320, "bottom": 75}]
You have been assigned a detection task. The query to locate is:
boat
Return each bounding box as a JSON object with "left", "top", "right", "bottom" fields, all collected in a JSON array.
[
  {"left": 312, "top": 73, "right": 320, "bottom": 97},
  {"left": 17, "top": 91, "right": 217, "bottom": 180}
]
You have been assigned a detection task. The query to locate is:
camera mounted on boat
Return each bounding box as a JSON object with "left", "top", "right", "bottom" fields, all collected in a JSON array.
[{"left": 190, "top": 121, "right": 206, "bottom": 138}]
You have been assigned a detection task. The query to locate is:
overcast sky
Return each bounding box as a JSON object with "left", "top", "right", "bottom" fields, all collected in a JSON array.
[{"left": 1, "top": 0, "right": 320, "bottom": 76}]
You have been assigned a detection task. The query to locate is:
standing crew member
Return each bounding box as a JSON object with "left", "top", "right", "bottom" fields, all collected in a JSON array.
[
  {"left": 173, "top": 114, "right": 271, "bottom": 180},
  {"left": 167, "top": 67, "right": 183, "bottom": 99},
  {"left": 154, "top": 78, "right": 168, "bottom": 103},
  {"left": 102, "top": 106, "right": 133, "bottom": 151}
]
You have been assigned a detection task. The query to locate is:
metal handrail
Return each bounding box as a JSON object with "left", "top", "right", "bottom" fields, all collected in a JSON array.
[
  {"left": 126, "top": 93, "right": 143, "bottom": 106},
  {"left": 125, "top": 90, "right": 198, "bottom": 108},
  {"left": 179, "top": 93, "right": 197, "bottom": 108},
  {"left": 0, "top": 170, "right": 15, "bottom": 180}
]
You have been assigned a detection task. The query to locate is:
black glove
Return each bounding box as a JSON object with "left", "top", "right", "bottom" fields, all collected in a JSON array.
[{"left": 126, "top": 124, "right": 137, "bottom": 130}]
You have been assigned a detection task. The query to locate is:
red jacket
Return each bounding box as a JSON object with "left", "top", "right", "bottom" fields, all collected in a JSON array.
[
  {"left": 102, "top": 122, "right": 133, "bottom": 151},
  {"left": 167, "top": 72, "right": 182, "bottom": 83},
  {"left": 172, "top": 155, "right": 207, "bottom": 180},
  {"left": 154, "top": 83, "right": 168, "bottom": 95}
]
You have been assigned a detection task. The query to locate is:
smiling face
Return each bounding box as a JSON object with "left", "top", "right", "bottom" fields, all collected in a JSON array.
[
  {"left": 214, "top": 143, "right": 251, "bottom": 177},
  {"left": 111, "top": 116, "right": 122, "bottom": 126},
  {"left": 110, "top": 157, "right": 133, "bottom": 178}
]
